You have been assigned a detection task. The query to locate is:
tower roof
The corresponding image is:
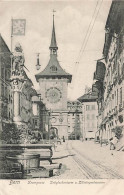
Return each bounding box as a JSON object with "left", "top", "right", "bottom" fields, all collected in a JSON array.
[
  {"left": 35, "top": 13, "right": 72, "bottom": 83},
  {"left": 35, "top": 54, "right": 72, "bottom": 82},
  {"left": 49, "top": 14, "right": 58, "bottom": 50}
]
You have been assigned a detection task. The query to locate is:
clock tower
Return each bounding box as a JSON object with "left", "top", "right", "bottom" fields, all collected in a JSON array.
[{"left": 35, "top": 13, "right": 72, "bottom": 139}]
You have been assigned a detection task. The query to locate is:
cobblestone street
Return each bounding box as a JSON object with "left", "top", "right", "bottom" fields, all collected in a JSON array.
[{"left": 52, "top": 140, "right": 124, "bottom": 179}]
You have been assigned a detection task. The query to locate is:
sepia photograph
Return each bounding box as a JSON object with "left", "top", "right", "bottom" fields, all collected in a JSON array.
[{"left": 0, "top": 0, "right": 124, "bottom": 192}]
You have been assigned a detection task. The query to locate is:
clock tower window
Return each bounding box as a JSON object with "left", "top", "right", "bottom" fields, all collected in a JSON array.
[{"left": 50, "top": 65, "right": 57, "bottom": 72}]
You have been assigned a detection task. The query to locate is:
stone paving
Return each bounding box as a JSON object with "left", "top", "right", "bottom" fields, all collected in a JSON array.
[
  {"left": 51, "top": 140, "right": 124, "bottom": 179},
  {"left": 52, "top": 142, "right": 86, "bottom": 179}
]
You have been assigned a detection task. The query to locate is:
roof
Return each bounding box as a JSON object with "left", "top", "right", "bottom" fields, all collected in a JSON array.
[
  {"left": 103, "top": 0, "right": 124, "bottom": 57},
  {"left": 78, "top": 92, "right": 98, "bottom": 103},
  {"left": 0, "top": 34, "right": 10, "bottom": 53},
  {"left": 105, "top": 0, "right": 123, "bottom": 31},
  {"left": 35, "top": 54, "right": 72, "bottom": 82},
  {"left": 49, "top": 15, "right": 58, "bottom": 49},
  {"left": 32, "top": 95, "right": 45, "bottom": 106},
  {"left": 23, "top": 70, "right": 33, "bottom": 86},
  {"left": 35, "top": 14, "right": 72, "bottom": 83},
  {"left": 32, "top": 95, "right": 40, "bottom": 102},
  {"left": 67, "top": 100, "right": 82, "bottom": 107},
  {"left": 67, "top": 100, "right": 82, "bottom": 113}
]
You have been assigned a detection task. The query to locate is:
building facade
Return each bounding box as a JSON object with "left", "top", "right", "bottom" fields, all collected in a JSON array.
[
  {"left": 78, "top": 89, "right": 98, "bottom": 140},
  {"left": 92, "top": 61, "right": 106, "bottom": 141},
  {"left": 0, "top": 41, "right": 41, "bottom": 144},
  {"left": 35, "top": 15, "right": 72, "bottom": 139},
  {"left": 0, "top": 35, "right": 13, "bottom": 134},
  {"left": 67, "top": 100, "right": 83, "bottom": 139},
  {"left": 95, "top": 0, "right": 124, "bottom": 143},
  {"left": 32, "top": 95, "right": 49, "bottom": 138}
]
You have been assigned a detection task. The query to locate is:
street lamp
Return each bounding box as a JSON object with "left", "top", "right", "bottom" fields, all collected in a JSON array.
[{"left": 36, "top": 53, "right": 41, "bottom": 70}]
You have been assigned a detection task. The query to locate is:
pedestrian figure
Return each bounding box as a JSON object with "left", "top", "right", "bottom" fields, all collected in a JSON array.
[
  {"left": 110, "top": 136, "right": 118, "bottom": 155},
  {"left": 53, "top": 143, "right": 56, "bottom": 151},
  {"left": 63, "top": 136, "right": 65, "bottom": 142}
]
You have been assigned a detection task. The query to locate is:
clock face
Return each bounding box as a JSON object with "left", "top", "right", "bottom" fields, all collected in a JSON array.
[{"left": 45, "top": 87, "right": 62, "bottom": 103}]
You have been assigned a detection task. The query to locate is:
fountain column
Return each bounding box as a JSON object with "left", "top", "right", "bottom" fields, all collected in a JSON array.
[{"left": 10, "top": 43, "right": 25, "bottom": 124}]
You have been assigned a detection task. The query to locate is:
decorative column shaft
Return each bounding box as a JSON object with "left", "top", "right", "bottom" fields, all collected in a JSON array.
[
  {"left": 10, "top": 43, "right": 25, "bottom": 124},
  {"left": 13, "top": 90, "right": 21, "bottom": 122}
]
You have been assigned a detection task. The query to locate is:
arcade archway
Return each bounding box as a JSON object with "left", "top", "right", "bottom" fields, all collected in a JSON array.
[{"left": 49, "top": 127, "right": 58, "bottom": 139}]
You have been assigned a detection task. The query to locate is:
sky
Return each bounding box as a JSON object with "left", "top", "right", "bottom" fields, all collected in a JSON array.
[{"left": 0, "top": 0, "right": 112, "bottom": 100}]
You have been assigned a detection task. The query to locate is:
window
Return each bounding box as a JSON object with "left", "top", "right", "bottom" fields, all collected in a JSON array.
[
  {"left": 115, "top": 91, "right": 116, "bottom": 106},
  {"left": 87, "top": 114, "right": 89, "bottom": 120},
  {"left": 9, "top": 95, "right": 11, "bottom": 102},
  {"left": 2, "top": 84, "right": 4, "bottom": 96},
  {"left": 86, "top": 105, "right": 90, "bottom": 110},
  {"left": 112, "top": 93, "right": 114, "bottom": 108},
  {"left": 50, "top": 66, "right": 57, "bottom": 72},
  {"left": 5, "top": 70, "right": 7, "bottom": 79},
  {"left": 92, "top": 114, "right": 95, "bottom": 120},
  {"left": 118, "top": 63, "right": 120, "bottom": 76},
  {"left": 92, "top": 122, "right": 94, "bottom": 127},
  {"left": 9, "top": 112, "right": 10, "bottom": 119},
  {"left": 117, "top": 89, "right": 118, "bottom": 105},
  {"left": 92, "top": 105, "right": 95, "bottom": 110},
  {"left": 1, "top": 68, "right": 4, "bottom": 78},
  {"left": 34, "top": 119, "right": 38, "bottom": 126},
  {"left": 120, "top": 87, "right": 122, "bottom": 105}
]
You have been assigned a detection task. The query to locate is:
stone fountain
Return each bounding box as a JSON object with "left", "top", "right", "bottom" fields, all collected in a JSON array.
[{"left": 0, "top": 43, "right": 61, "bottom": 179}]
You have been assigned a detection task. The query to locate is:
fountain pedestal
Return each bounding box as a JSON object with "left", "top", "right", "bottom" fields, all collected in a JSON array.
[{"left": 6, "top": 153, "right": 40, "bottom": 174}]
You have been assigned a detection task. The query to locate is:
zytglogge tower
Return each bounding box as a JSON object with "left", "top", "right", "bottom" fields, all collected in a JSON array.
[{"left": 35, "top": 13, "right": 72, "bottom": 139}]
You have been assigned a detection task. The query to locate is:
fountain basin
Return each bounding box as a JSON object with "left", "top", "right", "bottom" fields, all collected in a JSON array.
[{"left": 6, "top": 153, "right": 40, "bottom": 173}]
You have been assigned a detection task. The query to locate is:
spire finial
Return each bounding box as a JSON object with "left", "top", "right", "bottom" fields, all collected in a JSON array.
[
  {"left": 49, "top": 9, "right": 58, "bottom": 54},
  {"left": 53, "top": 9, "right": 56, "bottom": 18}
]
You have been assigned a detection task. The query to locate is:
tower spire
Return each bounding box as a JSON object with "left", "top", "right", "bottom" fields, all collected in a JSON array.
[{"left": 49, "top": 10, "right": 58, "bottom": 54}]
